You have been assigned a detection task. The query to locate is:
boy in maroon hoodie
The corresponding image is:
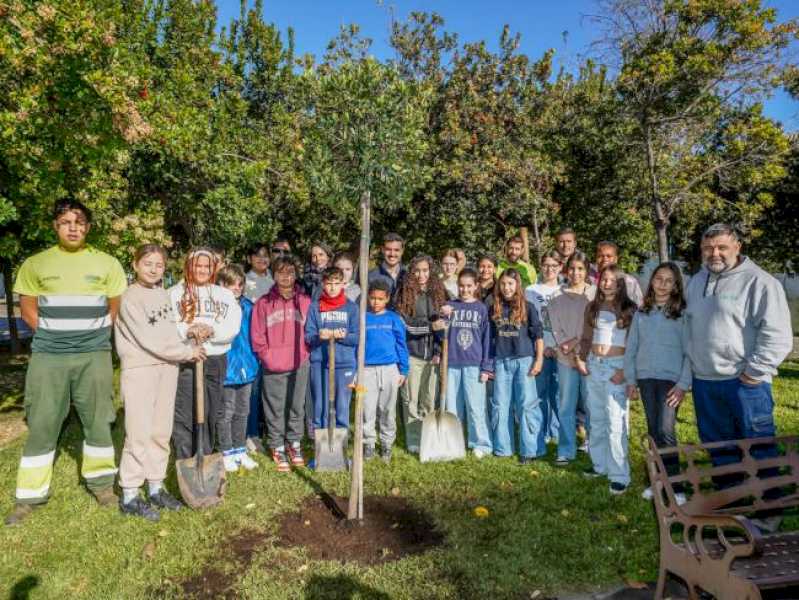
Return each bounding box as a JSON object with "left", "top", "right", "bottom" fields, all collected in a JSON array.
[{"left": 250, "top": 256, "right": 311, "bottom": 472}]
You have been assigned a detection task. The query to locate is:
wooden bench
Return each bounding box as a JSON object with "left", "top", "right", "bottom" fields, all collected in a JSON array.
[{"left": 645, "top": 435, "right": 799, "bottom": 600}]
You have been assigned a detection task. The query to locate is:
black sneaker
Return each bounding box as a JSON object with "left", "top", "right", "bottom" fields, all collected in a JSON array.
[
  {"left": 609, "top": 482, "right": 628, "bottom": 496},
  {"left": 120, "top": 497, "right": 160, "bottom": 522},
  {"left": 582, "top": 468, "right": 604, "bottom": 479},
  {"left": 363, "top": 445, "right": 375, "bottom": 460},
  {"left": 380, "top": 448, "right": 392, "bottom": 464},
  {"left": 149, "top": 489, "right": 183, "bottom": 511},
  {"left": 519, "top": 456, "right": 539, "bottom": 465}
]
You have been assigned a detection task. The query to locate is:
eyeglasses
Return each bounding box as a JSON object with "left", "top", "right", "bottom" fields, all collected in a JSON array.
[
  {"left": 542, "top": 264, "right": 561, "bottom": 270},
  {"left": 56, "top": 219, "right": 88, "bottom": 229},
  {"left": 271, "top": 247, "right": 289, "bottom": 254}
]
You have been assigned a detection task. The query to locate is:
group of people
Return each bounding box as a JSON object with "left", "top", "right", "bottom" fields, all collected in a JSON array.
[{"left": 5, "top": 199, "right": 793, "bottom": 526}]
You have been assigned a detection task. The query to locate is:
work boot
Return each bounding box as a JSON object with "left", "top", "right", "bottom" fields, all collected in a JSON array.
[
  {"left": 92, "top": 487, "right": 119, "bottom": 506},
  {"left": 4, "top": 503, "right": 40, "bottom": 527}
]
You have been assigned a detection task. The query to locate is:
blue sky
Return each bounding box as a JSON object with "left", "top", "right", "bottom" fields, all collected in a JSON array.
[{"left": 217, "top": 0, "right": 798, "bottom": 130}]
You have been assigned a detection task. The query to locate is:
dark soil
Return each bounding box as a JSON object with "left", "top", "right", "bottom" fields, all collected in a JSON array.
[{"left": 276, "top": 493, "right": 445, "bottom": 565}]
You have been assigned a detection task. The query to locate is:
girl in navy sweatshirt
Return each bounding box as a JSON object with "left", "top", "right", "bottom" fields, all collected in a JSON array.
[
  {"left": 305, "top": 267, "right": 359, "bottom": 435},
  {"left": 441, "top": 268, "right": 493, "bottom": 457},
  {"left": 489, "top": 268, "right": 546, "bottom": 463}
]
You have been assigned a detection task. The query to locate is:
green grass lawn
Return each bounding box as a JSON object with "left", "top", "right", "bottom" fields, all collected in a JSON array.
[{"left": 1, "top": 361, "right": 798, "bottom": 600}]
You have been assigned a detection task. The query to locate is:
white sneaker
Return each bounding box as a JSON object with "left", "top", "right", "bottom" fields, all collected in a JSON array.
[
  {"left": 641, "top": 486, "right": 654, "bottom": 501},
  {"left": 473, "top": 449, "right": 487, "bottom": 459},
  {"left": 642, "top": 486, "right": 687, "bottom": 506},
  {"left": 223, "top": 453, "right": 240, "bottom": 473},
  {"left": 238, "top": 451, "right": 258, "bottom": 470}
]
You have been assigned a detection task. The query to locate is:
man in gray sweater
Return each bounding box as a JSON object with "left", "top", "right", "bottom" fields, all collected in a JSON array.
[{"left": 685, "top": 224, "right": 792, "bottom": 481}]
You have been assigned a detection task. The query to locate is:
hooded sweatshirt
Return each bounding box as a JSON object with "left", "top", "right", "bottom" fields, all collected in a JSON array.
[
  {"left": 168, "top": 282, "right": 242, "bottom": 356},
  {"left": 224, "top": 296, "right": 260, "bottom": 386},
  {"left": 250, "top": 284, "right": 311, "bottom": 373},
  {"left": 684, "top": 256, "right": 792, "bottom": 383},
  {"left": 305, "top": 294, "right": 359, "bottom": 368},
  {"left": 445, "top": 299, "right": 493, "bottom": 372},
  {"left": 115, "top": 283, "right": 195, "bottom": 369}
]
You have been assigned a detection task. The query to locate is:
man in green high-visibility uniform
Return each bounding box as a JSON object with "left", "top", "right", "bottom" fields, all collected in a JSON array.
[{"left": 5, "top": 199, "right": 127, "bottom": 526}]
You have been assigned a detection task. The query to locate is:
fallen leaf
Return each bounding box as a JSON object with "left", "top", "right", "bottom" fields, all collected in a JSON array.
[
  {"left": 158, "top": 529, "right": 168, "bottom": 538},
  {"left": 304, "top": 520, "right": 311, "bottom": 526},
  {"left": 297, "top": 564, "right": 308, "bottom": 573},
  {"left": 245, "top": 503, "right": 256, "bottom": 510},
  {"left": 561, "top": 509, "right": 570, "bottom": 517},
  {"left": 529, "top": 591, "right": 542, "bottom": 599},
  {"left": 390, "top": 487, "right": 400, "bottom": 496},
  {"left": 617, "top": 514, "right": 629, "bottom": 524},
  {"left": 473, "top": 506, "right": 489, "bottom": 518},
  {"left": 390, "top": 522, "right": 399, "bottom": 529},
  {"left": 624, "top": 579, "right": 648, "bottom": 590},
  {"left": 142, "top": 542, "right": 155, "bottom": 560},
  {"left": 529, "top": 470, "right": 540, "bottom": 477}
]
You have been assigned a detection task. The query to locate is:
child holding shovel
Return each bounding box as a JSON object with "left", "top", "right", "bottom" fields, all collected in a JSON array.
[
  {"left": 115, "top": 244, "right": 205, "bottom": 521},
  {"left": 305, "top": 267, "right": 360, "bottom": 464},
  {"left": 440, "top": 267, "right": 494, "bottom": 458},
  {"left": 362, "top": 279, "right": 409, "bottom": 462}
]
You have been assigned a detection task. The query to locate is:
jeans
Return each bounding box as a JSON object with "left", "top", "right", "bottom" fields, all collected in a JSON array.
[
  {"left": 310, "top": 362, "right": 355, "bottom": 430},
  {"left": 692, "top": 377, "right": 778, "bottom": 480},
  {"left": 446, "top": 365, "right": 492, "bottom": 454},
  {"left": 556, "top": 362, "right": 588, "bottom": 460},
  {"left": 219, "top": 383, "right": 252, "bottom": 451},
  {"left": 586, "top": 355, "right": 630, "bottom": 486},
  {"left": 535, "top": 355, "right": 559, "bottom": 441},
  {"left": 491, "top": 356, "right": 545, "bottom": 458},
  {"left": 638, "top": 378, "right": 679, "bottom": 476}
]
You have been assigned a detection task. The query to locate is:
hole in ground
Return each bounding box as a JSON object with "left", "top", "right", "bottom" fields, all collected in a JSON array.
[{"left": 276, "top": 494, "right": 445, "bottom": 565}]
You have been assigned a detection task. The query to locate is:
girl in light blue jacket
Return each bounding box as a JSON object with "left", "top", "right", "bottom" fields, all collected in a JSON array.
[{"left": 624, "top": 262, "right": 690, "bottom": 501}]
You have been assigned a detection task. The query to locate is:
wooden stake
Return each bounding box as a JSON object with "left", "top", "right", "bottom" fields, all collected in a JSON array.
[
  {"left": 519, "top": 226, "right": 531, "bottom": 264},
  {"left": 348, "top": 190, "right": 370, "bottom": 522}
]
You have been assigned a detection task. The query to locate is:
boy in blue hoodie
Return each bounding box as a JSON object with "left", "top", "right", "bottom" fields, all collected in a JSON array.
[
  {"left": 363, "top": 279, "right": 409, "bottom": 462},
  {"left": 217, "top": 265, "right": 260, "bottom": 472},
  {"left": 441, "top": 267, "right": 494, "bottom": 457},
  {"left": 305, "top": 267, "right": 359, "bottom": 437}
]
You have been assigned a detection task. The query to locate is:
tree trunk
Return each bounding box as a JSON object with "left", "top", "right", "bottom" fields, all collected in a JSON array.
[
  {"left": 531, "top": 208, "right": 543, "bottom": 265},
  {"left": 2, "top": 259, "right": 21, "bottom": 355},
  {"left": 519, "top": 226, "right": 531, "bottom": 263},
  {"left": 644, "top": 123, "right": 670, "bottom": 262},
  {"left": 348, "top": 190, "right": 370, "bottom": 522}
]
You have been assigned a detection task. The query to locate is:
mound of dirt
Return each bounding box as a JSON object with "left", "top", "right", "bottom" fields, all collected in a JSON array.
[{"left": 276, "top": 494, "right": 445, "bottom": 565}]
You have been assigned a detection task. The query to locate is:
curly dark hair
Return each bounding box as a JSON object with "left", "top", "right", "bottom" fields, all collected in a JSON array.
[{"left": 395, "top": 255, "right": 448, "bottom": 318}]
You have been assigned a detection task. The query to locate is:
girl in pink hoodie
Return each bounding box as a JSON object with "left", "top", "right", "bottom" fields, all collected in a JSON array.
[{"left": 250, "top": 256, "right": 311, "bottom": 472}]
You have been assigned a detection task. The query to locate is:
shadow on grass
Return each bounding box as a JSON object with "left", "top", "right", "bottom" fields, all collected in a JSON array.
[
  {"left": 291, "top": 464, "right": 347, "bottom": 520},
  {"left": 303, "top": 574, "right": 390, "bottom": 600},
  {"left": 9, "top": 575, "right": 40, "bottom": 600}
]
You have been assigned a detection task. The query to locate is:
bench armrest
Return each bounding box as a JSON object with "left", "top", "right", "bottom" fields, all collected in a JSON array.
[{"left": 680, "top": 513, "right": 764, "bottom": 561}]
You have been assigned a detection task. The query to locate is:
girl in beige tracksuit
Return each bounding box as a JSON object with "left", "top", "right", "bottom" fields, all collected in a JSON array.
[{"left": 115, "top": 245, "right": 204, "bottom": 521}]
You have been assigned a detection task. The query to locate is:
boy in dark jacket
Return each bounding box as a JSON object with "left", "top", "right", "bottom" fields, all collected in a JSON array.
[{"left": 305, "top": 267, "right": 360, "bottom": 439}]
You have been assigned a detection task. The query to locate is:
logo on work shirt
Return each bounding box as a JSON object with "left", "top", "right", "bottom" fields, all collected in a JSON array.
[{"left": 84, "top": 274, "right": 102, "bottom": 284}]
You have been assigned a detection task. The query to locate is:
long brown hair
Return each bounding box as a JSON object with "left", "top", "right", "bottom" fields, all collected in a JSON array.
[
  {"left": 586, "top": 264, "right": 636, "bottom": 329},
  {"left": 396, "top": 255, "right": 447, "bottom": 318},
  {"left": 179, "top": 247, "right": 218, "bottom": 324},
  {"left": 492, "top": 268, "right": 527, "bottom": 326},
  {"left": 642, "top": 262, "right": 685, "bottom": 318}
]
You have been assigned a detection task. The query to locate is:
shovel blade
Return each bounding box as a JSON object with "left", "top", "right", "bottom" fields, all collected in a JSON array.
[
  {"left": 176, "top": 452, "right": 227, "bottom": 509},
  {"left": 314, "top": 428, "right": 349, "bottom": 472},
  {"left": 419, "top": 411, "right": 466, "bottom": 463}
]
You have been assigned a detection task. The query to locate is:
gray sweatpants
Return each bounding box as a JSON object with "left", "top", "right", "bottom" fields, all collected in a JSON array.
[
  {"left": 262, "top": 363, "right": 309, "bottom": 450},
  {"left": 219, "top": 383, "right": 252, "bottom": 451},
  {"left": 363, "top": 364, "right": 401, "bottom": 449}
]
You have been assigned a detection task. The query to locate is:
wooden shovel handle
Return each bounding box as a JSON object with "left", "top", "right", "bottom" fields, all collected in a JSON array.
[
  {"left": 328, "top": 337, "right": 336, "bottom": 428},
  {"left": 194, "top": 340, "right": 205, "bottom": 425},
  {"left": 439, "top": 335, "right": 448, "bottom": 410}
]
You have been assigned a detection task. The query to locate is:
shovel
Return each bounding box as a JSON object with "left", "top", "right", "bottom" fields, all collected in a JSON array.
[
  {"left": 314, "top": 338, "right": 349, "bottom": 472},
  {"left": 176, "top": 355, "right": 226, "bottom": 508},
  {"left": 420, "top": 333, "right": 466, "bottom": 462}
]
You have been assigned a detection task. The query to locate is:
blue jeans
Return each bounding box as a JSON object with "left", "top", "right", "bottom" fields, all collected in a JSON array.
[
  {"left": 692, "top": 377, "right": 777, "bottom": 471},
  {"left": 556, "top": 362, "right": 588, "bottom": 460},
  {"left": 536, "top": 355, "right": 559, "bottom": 441},
  {"left": 446, "top": 365, "right": 492, "bottom": 454},
  {"left": 310, "top": 362, "right": 355, "bottom": 430},
  {"left": 586, "top": 355, "right": 629, "bottom": 486},
  {"left": 490, "top": 356, "right": 545, "bottom": 458}
]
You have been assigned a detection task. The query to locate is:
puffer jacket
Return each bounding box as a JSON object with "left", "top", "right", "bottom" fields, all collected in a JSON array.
[{"left": 224, "top": 296, "right": 260, "bottom": 386}]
